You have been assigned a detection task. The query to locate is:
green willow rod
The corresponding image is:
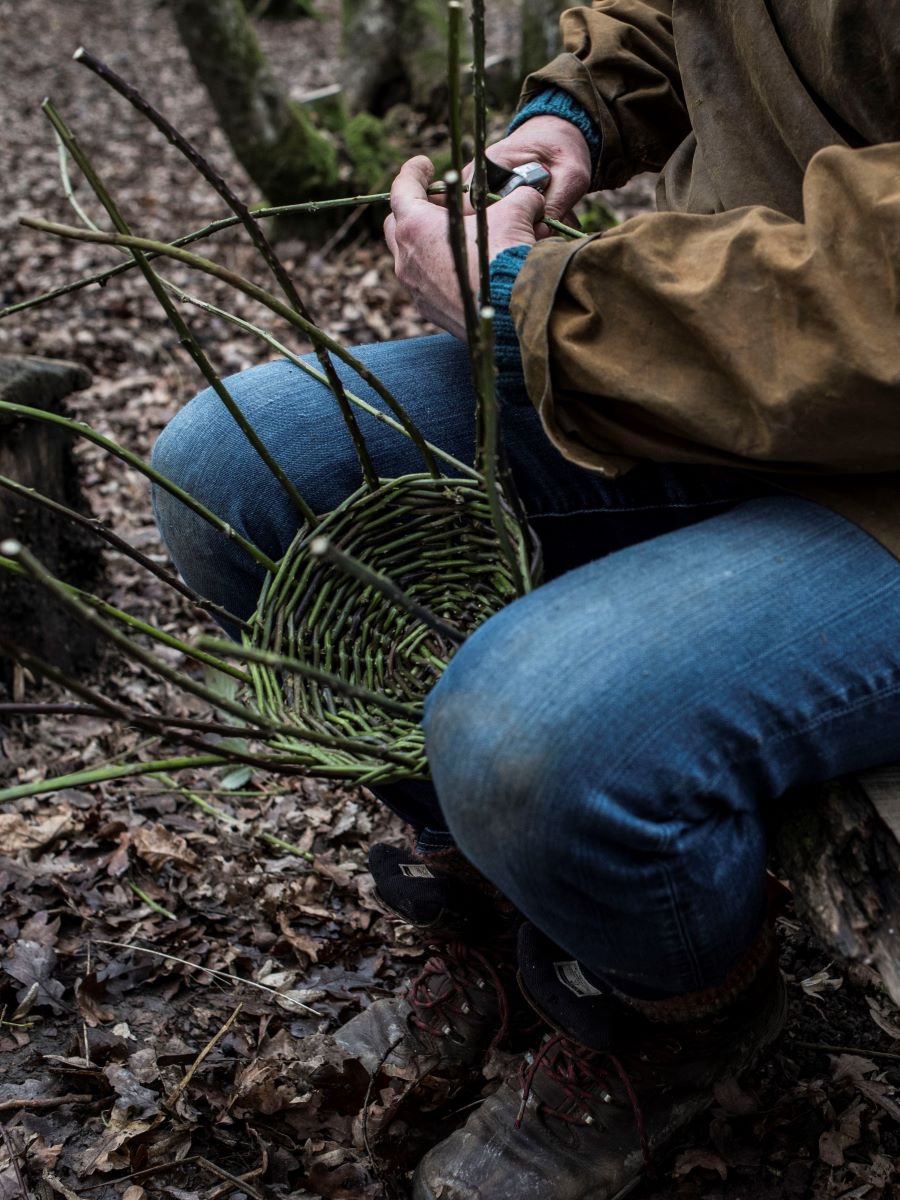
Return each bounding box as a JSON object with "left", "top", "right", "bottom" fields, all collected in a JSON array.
[
  {"left": 309, "top": 536, "right": 466, "bottom": 645},
  {"left": 1, "top": 193, "right": 585, "bottom": 322},
  {"left": 0, "top": 472, "right": 247, "bottom": 630},
  {"left": 0, "top": 554, "right": 247, "bottom": 681},
  {"left": 0, "top": 399, "right": 276, "bottom": 572},
  {"left": 2, "top": 540, "right": 418, "bottom": 768},
  {"left": 161, "top": 284, "right": 480, "bottom": 483},
  {"left": 20, "top": 215, "right": 441, "bottom": 480},
  {"left": 0, "top": 633, "right": 280, "bottom": 777},
  {"left": 43, "top": 100, "right": 318, "bottom": 527},
  {"left": 73, "top": 48, "right": 379, "bottom": 492},
  {"left": 198, "top": 638, "right": 422, "bottom": 718},
  {"left": 0, "top": 755, "right": 228, "bottom": 804}
]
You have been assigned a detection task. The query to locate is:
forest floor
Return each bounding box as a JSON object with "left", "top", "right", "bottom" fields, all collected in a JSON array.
[{"left": 1, "top": 2, "right": 899, "bottom": 1198}]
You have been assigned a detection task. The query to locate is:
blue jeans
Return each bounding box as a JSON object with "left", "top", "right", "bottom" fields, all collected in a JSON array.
[{"left": 153, "top": 334, "right": 900, "bottom": 999}]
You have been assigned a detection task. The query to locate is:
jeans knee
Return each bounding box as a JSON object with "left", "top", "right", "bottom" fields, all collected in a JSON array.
[{"left": 423, "top": 612, "right": 555, "bottom": 865}]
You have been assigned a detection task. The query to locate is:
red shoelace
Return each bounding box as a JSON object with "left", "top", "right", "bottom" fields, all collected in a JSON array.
[
  {"left": 516, "top": 1032, "right": 651, "bottom": 1168},
  {"left": 405, "top": 940, "right": 510, "bottom": 1052}
]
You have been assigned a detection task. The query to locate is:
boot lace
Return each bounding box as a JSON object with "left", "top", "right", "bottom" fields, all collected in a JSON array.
[
  {"left": 515, "top": 1032, "right": 651, "bottom": 1168},
  {"left": 404, "top": 940, "right": 510, "bottom": 1051}
]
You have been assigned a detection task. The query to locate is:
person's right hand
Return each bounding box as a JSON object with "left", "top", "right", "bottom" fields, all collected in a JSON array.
[{"left": 465, "top": 114, "right": 592, "bottom": 230}]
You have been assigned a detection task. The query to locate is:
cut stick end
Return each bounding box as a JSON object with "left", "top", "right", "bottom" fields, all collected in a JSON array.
[
  {"left": 0, "top": 539, "right": 22, "bottom": 558},
  {"left": 72, "top": 46, "right": 86, "bottom": 61},
  {"left": 444, "top": 169, "right": 460, "bottom": 185},
  {"left": 309, "top": 536, "right": 330, "bottom": 558}
]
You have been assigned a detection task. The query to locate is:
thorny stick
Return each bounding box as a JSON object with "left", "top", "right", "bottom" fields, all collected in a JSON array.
[
  {"left": 0, "top": 633, "right": 295, "bottom": 785},
  {"left": 75, "top": 47, "right": 382, "bottom": 490},
  {"left": 91, "top": 941, "right": 322, "bottom": 1015},
  {"left": 0, "top": 553, "right": 247, "bottom": 680},
  {"left": 165, "top": 1003, "right": 242, "bottom": 1110}
]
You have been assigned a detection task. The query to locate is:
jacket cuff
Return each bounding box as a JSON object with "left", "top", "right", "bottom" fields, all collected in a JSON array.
[
  {"left": 508, "top": 86, "right": 602, "bottom": 175},
  {"left": 489, "top": 244, "right": 532, "bottom": 404}
]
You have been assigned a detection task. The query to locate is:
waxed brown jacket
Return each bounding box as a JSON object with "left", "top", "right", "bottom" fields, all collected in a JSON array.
[{"left": 511, "top": 0, "right": 900, "bottom": 557}]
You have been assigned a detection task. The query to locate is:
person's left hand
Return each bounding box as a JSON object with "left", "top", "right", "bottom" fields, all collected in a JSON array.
[{"left": 384, "top": 155, "right": 546, "bottom": 341}]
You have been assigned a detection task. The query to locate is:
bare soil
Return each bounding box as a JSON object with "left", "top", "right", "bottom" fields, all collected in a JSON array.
[{"left": 1, "top": 2, "right": 898, "bottom": 1198}]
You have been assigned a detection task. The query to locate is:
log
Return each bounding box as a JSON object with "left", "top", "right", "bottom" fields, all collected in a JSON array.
[
  {"left": 773, "top": 769, "right": 900, "bottom": 1006},
  {"left": 0, "top": 354, "right": 103, "bottom": 693}
]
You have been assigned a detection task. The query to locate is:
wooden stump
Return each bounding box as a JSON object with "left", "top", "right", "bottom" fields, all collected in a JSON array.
[
  {"left": 773, "top": 770, "right": 900, "bottom": 1006},
  {"left": 0, "top": 354, "right": 103, "bottom": 693}
]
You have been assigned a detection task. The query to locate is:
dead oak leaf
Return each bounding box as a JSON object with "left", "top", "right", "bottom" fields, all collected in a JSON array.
[
  {"left": 131, "top": 824, "right": 199, "bottom": 872},
  {"left": 3, "top": 938, "right": 66, "bottom": 1012},
  {"left": 0, "top": 807, "right": 73, "bottom": 854},
  {"left": 673, "top": 1148, "right": 728, "bottom": 1181}
]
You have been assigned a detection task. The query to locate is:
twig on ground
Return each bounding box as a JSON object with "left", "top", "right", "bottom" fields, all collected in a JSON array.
[
  {"left": 0, "top": 1125, "right": 28, "bottom": 1200},
  {"left": 91, "top": 941, "right": 322, "bottom": 1016},
  {"left": 128, "top": 882, "right": 177, "bottom": 921},
  {"left": 165, "top": 1004, "right": 242, "bottom": 1111},
  {"left": 0, "top": 1097, "right": 93, "bottom": 1117}
]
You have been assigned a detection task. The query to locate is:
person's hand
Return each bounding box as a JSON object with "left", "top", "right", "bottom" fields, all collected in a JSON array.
[
  {"left": 384, "top": 155, "right": 545, "bottom": 341},
  {"left": 467, "top": 115, "right": 592, "bottom": 226}
]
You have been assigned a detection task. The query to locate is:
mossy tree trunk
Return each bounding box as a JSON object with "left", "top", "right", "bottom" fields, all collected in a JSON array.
[
  {"left": 168, "top": 0, "right": 340, "bottom": 221},
  {"left": 519, "top": 0, "right": 564, "bottom": 78},
  {"left": 341, "top": 0, "right": 447, "bottom": 116}
]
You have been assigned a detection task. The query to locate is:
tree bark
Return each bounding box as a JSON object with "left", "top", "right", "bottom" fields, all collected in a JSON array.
[
  {"left": 341, "top": 0, "right": 447, "bottom": 116},
  {"left": 168, "top": 0, "right": 340, "bottom": 215},
  {"left": 772, "top": 772, "right": 900, "bottom": 1006},
  {"left": 0, "top": 356, "right": 103, "bottom": 694},
  {"left": 519, "top": 0, "right": 564, "bottom": 79}
]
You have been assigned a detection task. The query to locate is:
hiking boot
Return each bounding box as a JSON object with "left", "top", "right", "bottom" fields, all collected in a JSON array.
[
  {"left": 331, "top": 838, "right": 527, "bottom": 1107},
  {"left": 413, "top": 921, "right": 787, "bottom": 1199}
]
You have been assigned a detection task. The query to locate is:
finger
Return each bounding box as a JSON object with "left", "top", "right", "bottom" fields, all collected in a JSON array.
[
  {"left": 383, "top": 213, "right": 397, "bottom": 256},
  {"left": 497, "top": 184, "right": 546, "bottom": 231},
  {"left": 543, "top": 170, "right": 590, "bottom": 221},
  {"left": 390, "top": 155, "right": 435, "bottom": 220}
]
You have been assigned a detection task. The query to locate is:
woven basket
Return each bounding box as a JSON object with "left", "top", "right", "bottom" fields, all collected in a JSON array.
[{"left": 243, "top": 472, "right": 538, "bottom": 785}]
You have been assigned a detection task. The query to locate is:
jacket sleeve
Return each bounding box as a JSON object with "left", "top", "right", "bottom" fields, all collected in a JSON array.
[
  {"left": 510, "top": 142, "right": 900, "bottom": 478},
  {"left": 519, "top": 1, "right": 689, "bottom": 190}
]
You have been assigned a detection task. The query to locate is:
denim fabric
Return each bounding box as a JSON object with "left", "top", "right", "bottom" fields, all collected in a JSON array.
[{"left": 152, "top": 334, "right": 900, "bottom": 997}]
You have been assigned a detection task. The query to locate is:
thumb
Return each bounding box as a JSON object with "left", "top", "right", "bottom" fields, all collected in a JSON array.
[{"left": 493, "top": 185, "right": 546, "bottom": 240}]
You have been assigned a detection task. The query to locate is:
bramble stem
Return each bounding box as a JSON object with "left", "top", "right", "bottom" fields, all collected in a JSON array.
[
  {"left": 1, "top": 188, "right": 585, "bottom": 321},
  {"left": 470, "top": 0, "right": 492, "bottom": 307},
  {"left": 2, "top": 540, "right": 416, "bottom": 767},
  {"left": 0, "top": 552, "right": 247, "bottom": 680},
  {"left": 447, "top": 2, "right": 466, "bottom": 179},
  {"left": 165, "top": 287, "right": 480, "bottom": 481}
]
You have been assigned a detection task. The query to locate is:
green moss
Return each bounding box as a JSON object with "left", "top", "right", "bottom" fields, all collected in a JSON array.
[{"left": 344, "top": 112, "right": 397, "bottom": 192}]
